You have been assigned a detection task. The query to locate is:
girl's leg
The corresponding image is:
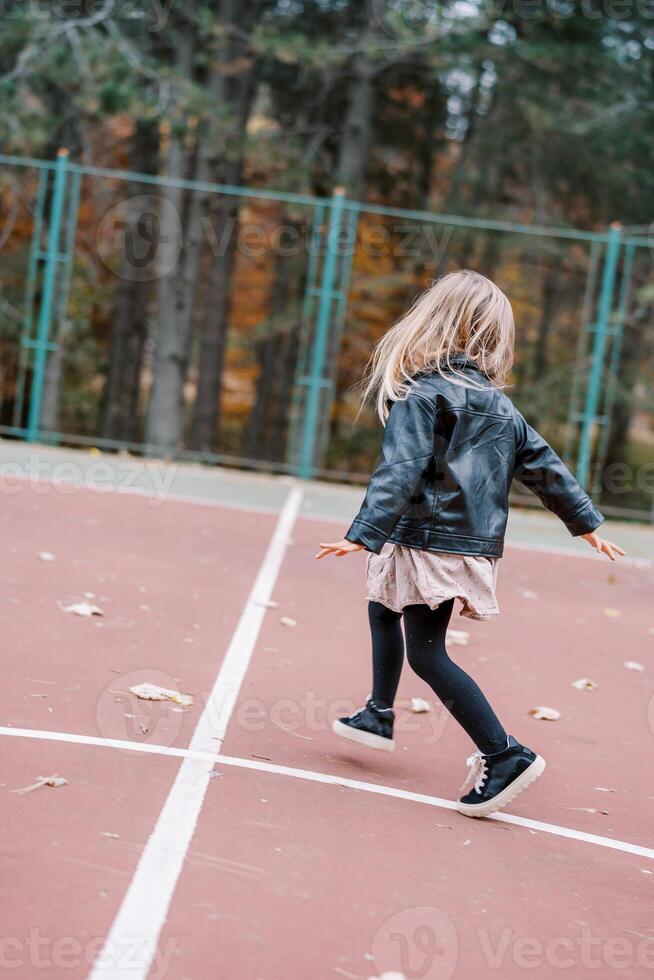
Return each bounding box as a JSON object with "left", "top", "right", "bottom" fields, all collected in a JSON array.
[
  {"left": 369, "top": 600, "right": 404, "bottom": 707},
  {"left": 403, "top": 600, "right": 507, "bottom": 755}
]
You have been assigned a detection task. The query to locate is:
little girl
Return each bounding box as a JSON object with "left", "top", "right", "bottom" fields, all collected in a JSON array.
[{"left": 316, "top": 270, "right": 624, "bottom": 818}]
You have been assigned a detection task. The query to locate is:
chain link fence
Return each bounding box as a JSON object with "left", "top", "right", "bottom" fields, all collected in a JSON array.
[{"left": 0, "top": 152, "right": 652, "bottom": 520}]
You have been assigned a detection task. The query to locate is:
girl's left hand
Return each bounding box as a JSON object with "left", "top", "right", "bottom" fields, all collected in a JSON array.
[
  {"left": 581, "top": 531, "right": 626, "bottom": 561},
  {"left": 315, "top": 538, "right": 365, "bottom": 559}
]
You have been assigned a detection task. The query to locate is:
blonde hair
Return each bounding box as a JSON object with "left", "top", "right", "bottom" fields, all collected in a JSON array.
[{"left": 362, "top": 269, "right": 515, "bottom": 422}]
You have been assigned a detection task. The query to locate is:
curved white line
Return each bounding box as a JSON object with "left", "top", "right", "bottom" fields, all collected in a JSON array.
[{"left": 2, "top": 725, "right": 652, "bottom": 862}]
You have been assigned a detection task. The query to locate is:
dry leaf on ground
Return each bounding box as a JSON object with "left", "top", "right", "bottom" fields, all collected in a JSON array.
[
  {"left": 38, "top": 552, "right": 56, "bottom": 562},
  {"left": 280, "top": 616, "right": 297, "bottom": 627},
  {"left": 528, "top": 706, "right": 561, "bottom": 721},
  {"left": 60, "top": 600, "right": 103, "bottom": 617},
  {"left": 603, "top": 608, "right": 621, "bottom": 618},
  {"left": 129, "top": 682, "right": 193, "bottom": 706},
  {"left": 11, "top": 775, "right": 68, "bottom": 795},
  {"left": 624, "top": 661, "right": 645, "bottom": 671},
  {"left": 409, "top": 697, "right": 431, "bottom": 713},
  {"left": 564, "top": 806, "right": 609, "bottom": 815},
  {"left": 571, "top": 678, "right": 598, "bottom": 691}
]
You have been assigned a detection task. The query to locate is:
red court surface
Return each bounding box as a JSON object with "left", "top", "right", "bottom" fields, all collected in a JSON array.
[{"left": 1, "top": 469, "right": 653, "bottom": 980}]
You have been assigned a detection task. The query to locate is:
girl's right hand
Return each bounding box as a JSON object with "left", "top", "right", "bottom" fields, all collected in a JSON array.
[{"left": 581, "top": 531, "right": 625, "bottom": 561}]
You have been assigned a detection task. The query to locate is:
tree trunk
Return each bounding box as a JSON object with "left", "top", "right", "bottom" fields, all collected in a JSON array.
[
  {"left": 40, "top": 343, "right": 64, "bottom": 435},
  {"left": 144, "top": 16, "right": 196, "bottom": 450},
  {"left": 189, "top": 193, "right": 239, "bottom": 452},
  {"left": 532, "top": 262, "right": 560, "bottom": 380},
  {"left": 101, "top": 120, "right": 159, "bottom": 443},
  {"left": 189, "top": 0, "right": 261, "bottom": 452},
  {"left": 335, "top": 6, "right": 382, "bottom": 196},
  {"left": 602, "top": 309, "right": 649, "bottom": 482},
  {"left": 244, "top": 244, "right": 293, "bottom": 460}
]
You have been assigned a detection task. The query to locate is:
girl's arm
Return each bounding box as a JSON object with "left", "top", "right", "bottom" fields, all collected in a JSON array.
[
  {"left": 512, "top": 408, "right": 624, "bottom": 560},
  {"left": 316, "top": 392, "right": 435, "bottom": 560}
]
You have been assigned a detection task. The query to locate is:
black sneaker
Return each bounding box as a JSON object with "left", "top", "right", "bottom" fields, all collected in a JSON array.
[
  {"left": 457, "top": 735, "right": 546, "bottom": 817},
  {"left": 332, "top": 697, "right": 395, "bottom": 752}
]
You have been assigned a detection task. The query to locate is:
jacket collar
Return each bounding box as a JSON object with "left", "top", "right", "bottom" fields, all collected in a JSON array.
[{"left": 442, "top": 355, "right": 491, "bottom": 379}]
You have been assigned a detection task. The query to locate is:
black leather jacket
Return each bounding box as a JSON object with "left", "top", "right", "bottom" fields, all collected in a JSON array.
[{"left": 346, "top": 359, "right": 604, "bottom": 558}]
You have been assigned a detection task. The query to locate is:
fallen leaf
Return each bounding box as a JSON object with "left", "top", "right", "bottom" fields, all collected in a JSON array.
[
  {"left": 447, "top": 629, "right": 469, "bottom": 646},
  {"left": 257, "top": 600, "right": 279, "bottom": 609},
  {"left": 624, "top": 661, "right": 645, "bottom": 671},
  {"left": 60, "top": 601, "right": 103, "bottom": 618},
  {"left": 280, "top": 616, "right": 297, "bottom": 627},
  {"left": 594, "top": 787, "right": 616, "bottom": 793},
  {"left": 571, "top": 678, "right": 598, "bottom": 691},
  {"left": 603, "top": 608, "right": 621, "bottom": 618},
  {"left": 367, "top": 974, "right": 407, "bottom": 980},
  {"left": 100, "top": 832, "right": 119, "bottom": 839},
  {"left": 528, "top": 706, "right": 561, "bottom": 721},
  {"left": 409, "top": 697, "right": 431, "bottom": 713},
  {"left": 564, "top": 807, "right": 609, "bottom": 815},
  {"left": 38, "top": 551, "right": 56, "bottom": 562},
  {"left": 11, "top": 775, "right": 68, "bottom": 795},
  {"left": 129, "top": 682, "right": 193, "bottom": 706}
]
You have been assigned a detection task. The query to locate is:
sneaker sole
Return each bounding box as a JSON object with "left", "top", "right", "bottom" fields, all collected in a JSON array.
[
  {"left": 456, "top": 755, "right": 546, "bottom": 818},
  {"left": 332, "top": 719, "right": 395, "bottom": 752}
]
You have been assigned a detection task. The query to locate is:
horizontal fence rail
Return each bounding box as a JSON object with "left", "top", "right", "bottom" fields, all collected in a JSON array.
[{"left": 0, "top": 151, "right": 652, "bottom": 522}]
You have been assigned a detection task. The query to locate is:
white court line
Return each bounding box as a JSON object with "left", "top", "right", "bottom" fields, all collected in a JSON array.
[
  {"left": 2, "top": 725, "right": 653, "bottom": 863},
  {"left": 84, "top": 482, "right": 304, "bottom": 980}
]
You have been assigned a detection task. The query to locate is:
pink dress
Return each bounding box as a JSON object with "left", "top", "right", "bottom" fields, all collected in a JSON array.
[{"left": 366, "top": 543, "right": 500, "bottom": 621}]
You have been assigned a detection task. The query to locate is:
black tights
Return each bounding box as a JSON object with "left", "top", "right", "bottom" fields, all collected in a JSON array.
[{"left": 369, "top": 600, "right": 507, "bottom": 755}]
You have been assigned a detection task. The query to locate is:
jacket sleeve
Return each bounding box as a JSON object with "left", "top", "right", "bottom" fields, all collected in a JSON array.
[
  {"left": 512, "top": 407, "right": 604, "bottom": 537},
  {"left": 345, "top": 392, "right": 435, "bottom": 554}
]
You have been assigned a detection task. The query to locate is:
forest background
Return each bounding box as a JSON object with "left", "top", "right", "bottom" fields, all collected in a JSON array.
[{"left": 1, "top": 0, "right": 653, "bottom": 515}]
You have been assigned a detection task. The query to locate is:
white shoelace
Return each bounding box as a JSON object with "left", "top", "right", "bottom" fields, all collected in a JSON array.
[{"left": 460, "top": 751, "right": 489, "bottom": 794}]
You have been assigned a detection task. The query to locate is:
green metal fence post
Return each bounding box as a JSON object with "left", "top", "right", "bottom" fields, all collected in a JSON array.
[
  {"left": 298, "top": 187, "right": 346, "bottom": 479},
  {"left": 26, "top": 148, "right": 69, "bottom": 442},
  {"left": 576, "top": 223, "right": 622, "bottom": 489},
  {"left": 591, "top": 241, "right": 636, "bottom": 494}
]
